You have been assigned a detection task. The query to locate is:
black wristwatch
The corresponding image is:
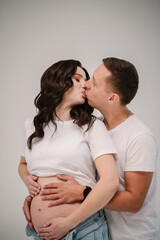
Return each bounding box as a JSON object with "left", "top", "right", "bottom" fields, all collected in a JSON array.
[{"left": 82, "top": 186, "right": 92, "bottom": 202}]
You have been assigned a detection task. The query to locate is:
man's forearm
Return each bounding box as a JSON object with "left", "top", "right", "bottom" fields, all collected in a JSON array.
[
  {"left": 106, "top": 172, "right": 153, "bottom": 213},
  {"left": 105, "top": 191, "right": 143, "bottom": 213}
]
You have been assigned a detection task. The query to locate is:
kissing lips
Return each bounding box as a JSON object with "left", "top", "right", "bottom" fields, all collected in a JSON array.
[{"left": 82, "top": 91, "right": 86, "bottom": 98}]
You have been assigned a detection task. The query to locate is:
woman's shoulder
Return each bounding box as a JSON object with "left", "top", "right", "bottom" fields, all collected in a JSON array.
[
  {"left": 92, "top": 116, "right": 105, "bottom": 127},
  {"left": 86, "top": 116, "right": 106, "bottom": 134}
]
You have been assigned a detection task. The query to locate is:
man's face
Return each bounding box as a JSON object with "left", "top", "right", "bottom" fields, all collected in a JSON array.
[{"left": 84, "top": 64, "right": 112, "bottom": 110}]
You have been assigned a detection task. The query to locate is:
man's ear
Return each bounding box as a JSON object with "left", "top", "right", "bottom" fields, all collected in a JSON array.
[{"left": 108, "top": 93, "right": 120, "bottom": 104}]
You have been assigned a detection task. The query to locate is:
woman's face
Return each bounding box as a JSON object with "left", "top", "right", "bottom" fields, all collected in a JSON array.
[{"left": 63, "top": 66, "right": 87, "bottom": 106}]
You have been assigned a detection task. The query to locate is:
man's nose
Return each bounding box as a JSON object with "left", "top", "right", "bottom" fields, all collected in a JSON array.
[{"left": 84, "top": 79, "right": 91, "bottom": 89}]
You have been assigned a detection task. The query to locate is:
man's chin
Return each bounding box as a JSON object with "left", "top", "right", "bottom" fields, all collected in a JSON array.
[{"left": 87, "top": 99, "right": 95, "bottom": 108}]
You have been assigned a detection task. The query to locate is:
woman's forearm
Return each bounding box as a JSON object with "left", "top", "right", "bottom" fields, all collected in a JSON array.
[
  {"left": 18, "top": 162, "right": 30, "bottom": 187},
  {"left": 67, "top": 176, "right": 118, "bottom": 228}
]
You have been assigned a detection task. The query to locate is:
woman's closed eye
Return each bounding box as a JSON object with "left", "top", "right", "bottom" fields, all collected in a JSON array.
[{"left": 75, "top": 78, "right": 80, "bottom": 82}]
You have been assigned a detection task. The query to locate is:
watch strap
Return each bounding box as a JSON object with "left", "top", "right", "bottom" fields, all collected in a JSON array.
[{"left": 82, "top": 186, "right": 92, "bottom": 202}]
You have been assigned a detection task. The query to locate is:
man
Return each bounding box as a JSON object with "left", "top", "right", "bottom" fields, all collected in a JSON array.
[{"left": 23, "top": 57, "right": 159, "bottom": 239}]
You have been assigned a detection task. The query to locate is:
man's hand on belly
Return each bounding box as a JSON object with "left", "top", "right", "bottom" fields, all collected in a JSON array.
[
  {"left": 23, "top": 195, "right": 34, "bottom": 229},
  {"left": 40, "top": 174, "right": 85, "bottom": 207}
]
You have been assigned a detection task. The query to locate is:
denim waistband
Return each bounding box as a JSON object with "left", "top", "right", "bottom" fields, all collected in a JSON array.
[{"left": 26, "top": 209, "right": 107, "bottom": 240}]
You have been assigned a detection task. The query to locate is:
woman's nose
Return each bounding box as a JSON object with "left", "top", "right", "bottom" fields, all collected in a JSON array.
[
  {"left": 81, "top": 79, "right": 88, "bottom": 88},
  {"left": 84, "top": 80, "right": 91, "bottom": 89}
]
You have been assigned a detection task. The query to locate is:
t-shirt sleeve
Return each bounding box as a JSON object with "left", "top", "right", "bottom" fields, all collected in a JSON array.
[
  {"left": 88, "top": 119, "right": 117, "bottom": 161},
  {"left": 125, "top": 133, "right": 158, "bottom": 172}
]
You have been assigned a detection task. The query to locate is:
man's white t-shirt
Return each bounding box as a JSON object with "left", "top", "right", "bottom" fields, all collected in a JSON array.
[
  {"left": 22, "top": 118, "right": 117, "bottom": 188},
  {"left": 104, "top": 114, "right": 159, "bottom": 240}
]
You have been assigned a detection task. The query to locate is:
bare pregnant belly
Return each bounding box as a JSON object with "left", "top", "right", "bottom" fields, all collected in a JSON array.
[{"left": 31, "top": 176, "right": 81, "bottom": 232}]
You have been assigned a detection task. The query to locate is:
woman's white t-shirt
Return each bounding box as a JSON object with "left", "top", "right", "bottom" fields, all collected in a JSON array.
[{"left": 22, "top": 118, "right": 117, "bottom": 188}]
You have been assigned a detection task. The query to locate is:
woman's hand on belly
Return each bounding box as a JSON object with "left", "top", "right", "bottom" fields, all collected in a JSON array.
[
  {"left": 37, "top": 216, "right": 71, "bottom": 240},
  {"left": 30, "top": 176, "right": 81, "bottom": 232},
  {"left": 27, "top": 175, "right": 41, "bottom": 197},
  {"left": 23, "top": 195, "right": 34, "bottom": 230},
  {"left": 40, "top": 174, "right": 85, "bottom": 206}
]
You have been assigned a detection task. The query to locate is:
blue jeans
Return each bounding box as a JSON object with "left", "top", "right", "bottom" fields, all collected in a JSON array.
[{"left": 26, "top": 209, "right": 112, "bottom": 240}]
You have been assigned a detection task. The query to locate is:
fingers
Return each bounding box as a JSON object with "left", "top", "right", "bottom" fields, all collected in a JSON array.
[
  {"left": 23, "top": 197, "right": 32, "bottom": 221},
  {"left": 23, "top": 196, "right": 34, "bottom": 230},
  {"left": 30, "top": 185, "right": 40, "bottom": 192},
  {"left": 40, "top": 188, "right": 59, "bottom": 196},
  {"left": 33, "top": 182, "right": 41, "bottom": 190},
  {"left": 43, "top": 174, "right": 74, "bottom": 189},
  {"left": 26, "top": 195, "right": 33, "bottom": 203},
  {"left": 30, "top": 184, "right": 41, "bottom": 193},
  {"left": 29, "top": 188, "right": 39, "bottom": 197},
  {"left": 27, "top": 175, "right": 41, "bottom": 196},
  {"left": 38, "top": 222, "right": 51, "bottom": 233},
  {"left": 48, "top": 198, "right": 64, "bottom": 207},
  {"left": 28, "top": 221, "right": 34, "bottom": 230},
  {"left": 38, "top": 233, "right": 50, "bottom": 239},
  {"left": 38, "top": 227, "right": 53, "bottom": 240},
  {"left": 22, "top": 202, "right": 30, "bottom": 220},
  {"left": 23, "top": 204, "right": 31, "bottom": 222},
  {"left": 41, "top": 193, "right": 60, "bottom": 201},
  {"left": 29, "top": 176, "right": 41, "bottom": 189},
  {"left": 29, "top": 190, "right": 38, "bottom": 197},
  {"left": 38, "top": 233, "right": 49, "bottom": 239},
  {"left": 57, "top": 174, "right": 73, "bottom": 181},
  {"left": 43, "top": 182, "right": 62, "bottom": 189},
  {"left": 31, "top": 175, "right": 39, "bottom": 181}
]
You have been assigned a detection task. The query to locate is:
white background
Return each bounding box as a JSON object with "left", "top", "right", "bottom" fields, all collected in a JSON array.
[{"left": 1, "top": 0, "right": 160, "bottom": 239}]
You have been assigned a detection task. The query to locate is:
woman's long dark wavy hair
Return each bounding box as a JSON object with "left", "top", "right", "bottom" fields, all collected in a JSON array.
[{"left": 27, "top": 59, "right": 95, "bottom": 149}]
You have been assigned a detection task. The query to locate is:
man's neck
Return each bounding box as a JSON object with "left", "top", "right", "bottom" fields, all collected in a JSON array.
[{"left": 102, "top": 107, "right": 132, "bottom": 130}]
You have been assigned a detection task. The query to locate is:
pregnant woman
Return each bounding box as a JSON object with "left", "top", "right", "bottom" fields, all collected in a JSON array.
[{"left": 18, "top": 59, "right": 119, "bottom": 240}]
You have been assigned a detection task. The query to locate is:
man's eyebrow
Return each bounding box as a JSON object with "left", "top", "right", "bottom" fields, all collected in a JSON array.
[{"left": 74, "top": 73, "right": 86, "bottom": 80}]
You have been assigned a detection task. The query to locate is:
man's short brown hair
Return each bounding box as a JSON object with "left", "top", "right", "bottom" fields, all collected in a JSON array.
[{"left": 103, "top": 57, "right": 139, "bottom": 105}]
